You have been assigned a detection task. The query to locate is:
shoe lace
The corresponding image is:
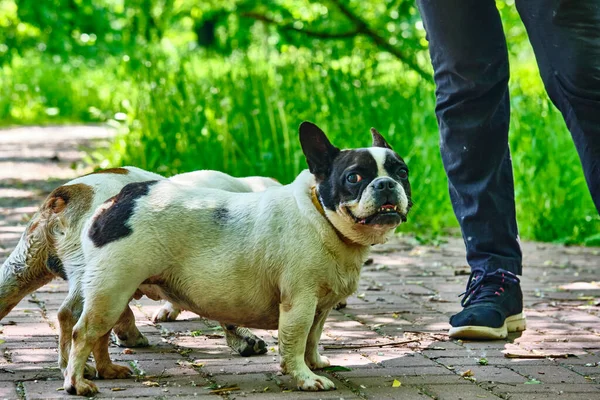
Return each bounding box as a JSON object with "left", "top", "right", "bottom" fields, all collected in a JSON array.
[{"left": 459, "top": 268, "right": 520, "bottom": 307}]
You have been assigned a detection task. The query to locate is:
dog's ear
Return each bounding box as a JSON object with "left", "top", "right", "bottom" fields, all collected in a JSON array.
[
  {"left": 371, "top": 128, "right": 394, "bottom": 150},
  {"left": 299, "top": 121, "right": 340, "bottom": 181}
]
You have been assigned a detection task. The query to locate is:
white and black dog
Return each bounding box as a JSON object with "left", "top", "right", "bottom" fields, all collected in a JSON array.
[
  {"left": 0, "top": 167, "right": 280, "bottom": 376},
  {"left": 64, "top": 122, "right": 411, "bottom": 395}
]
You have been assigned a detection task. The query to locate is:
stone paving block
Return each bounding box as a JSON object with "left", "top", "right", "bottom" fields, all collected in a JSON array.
[
  {"left": 237, "top": 389, "right": 362, "bottom": 400},
  {"left": 22, "top": 376, "right": 213, "bottom": 399},
  {"left": 341, "top": 376, "right": 434, "bottom": 400},
  {"left": 10, "top": 347, "right": 58, "bottom": 363},
  {"left": 490, "top": 383, "right": 600, "bottom": 395},
  {"left": 434, "top": 356, "right": 559, "bottom": 367},
  {"left": 359, "top": 348, "right": 428, "bottom": 365},
  {"left": 0, "top": 382, "right": 17, "bottom": 400},
  {"left": 129, "top": 359, "right": 199, "bottom": 378},
  {"left": 0, "top": 362, "right": 61, "bottom": 381},
  {"left": 379, "top": 352, "right": 442, "bottom": 368},
  {"left": 201, "top": 358, "right": 281, "bottom": 375},
  {"left": 424, "top": 383, "right": 502, "bottom": 400},
  {"left": 509, "top": 365, "right": 591, "bottom": 384},
  {"left": 0, "top": 322, "right": 56, "bottom": 337},
  {"left": 563, "top": 363, "right": 600, "bottom": 378},
  {"left": 454, "top": 365, "right": 527, "bottom": 384},
  {"left": 502, "top": 393, "right": 600, "bottom": 400},
  {"left": 336, "top": 365, "right": 456, "bottom": 380},
  {"left": 423, "top": 348, "right": 509, "bottom": 360},
  {"left": 320, "top": 350, "right": 376, "bottom": 368}
]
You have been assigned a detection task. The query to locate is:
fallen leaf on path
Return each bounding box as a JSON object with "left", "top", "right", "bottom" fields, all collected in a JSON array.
[
  {"left": 111, "top": 387, "right": 127, "bottom": 391},
  {"left": 392, "top": 379, "right": 401, "bottom": 387},
  {"left": 142, "top": 381, "right": 160, "bottom": 387},
  {"left": 461, "top": 369, "right": 474, "bottom": 377}
]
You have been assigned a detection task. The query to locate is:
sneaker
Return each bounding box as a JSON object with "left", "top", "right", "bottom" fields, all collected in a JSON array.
[{"left": 448, "top": 268, "right": 527, "bottom": 340}]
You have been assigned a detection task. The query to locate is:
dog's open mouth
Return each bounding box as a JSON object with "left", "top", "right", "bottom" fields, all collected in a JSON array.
[{"left": 349, "top": 204, "right": 406, "bottom": 225}]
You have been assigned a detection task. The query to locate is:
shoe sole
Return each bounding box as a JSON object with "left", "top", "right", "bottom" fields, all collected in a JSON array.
[{"left": 448, "top": 313, "right": 527, "bottom": 340}]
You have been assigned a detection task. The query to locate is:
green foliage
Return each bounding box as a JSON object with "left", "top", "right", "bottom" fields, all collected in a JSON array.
[{"left": 0, "top": 0, "right": 598, "bottom": 244}]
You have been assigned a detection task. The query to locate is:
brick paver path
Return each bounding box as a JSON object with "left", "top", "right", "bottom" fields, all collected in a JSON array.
[{"left": 1, "top": 126, "right": 599, "bottom": 399}]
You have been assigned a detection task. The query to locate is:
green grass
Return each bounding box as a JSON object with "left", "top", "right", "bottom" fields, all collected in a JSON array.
[{"left": 1, "top": 50, "right": 598, "bottom": 245}]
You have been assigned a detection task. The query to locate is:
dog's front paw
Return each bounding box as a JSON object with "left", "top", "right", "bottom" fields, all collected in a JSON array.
[
  {"left": 295, "top": 371, "right": 336, "bottom": 391},
  {"left": 97, "top": 363, "right": 133, "bottom": 379},
  {"left": 64, "top": 377, "right": 98, "bottom": 396},
  {"left": 307, "top": 355, "right": 330, "bottom": 370},
  {"left": 152, "top": 303, "right": 181, "bottom": 322}
]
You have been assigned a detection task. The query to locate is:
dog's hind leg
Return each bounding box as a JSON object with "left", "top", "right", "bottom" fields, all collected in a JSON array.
[
  {"left": 222, "top": 324, "right": 268, "bottom": 357},
  {"left": 112, "top": 305, "right": 149, "bottom": 348},
  {"left": 57, "top": 290, "right": 97, "bottom": 379},
  {"left": 64, "top": 268, "right": 141, "bottom": 396},
  {"left": 93, "top": 331, "right": 133, "bottom": 379}
]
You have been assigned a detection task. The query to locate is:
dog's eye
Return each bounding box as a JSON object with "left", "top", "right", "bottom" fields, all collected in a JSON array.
[
  {"left": 397, "top": 168, "right": 408, "bottom": 180},
  {"left": 347, "top": 173, "right": 362, "bottom": 184}
]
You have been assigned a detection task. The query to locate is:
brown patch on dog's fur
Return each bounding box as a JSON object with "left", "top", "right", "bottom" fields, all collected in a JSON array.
[
  {"left": 86, "top": 167, "right": 129, "bottom": 176},
  {"left": 27, "top": 220, "right": 40, "bottom": 234},
  {"left": 318, "top": 283, "right": 332, "bottom": 297},
  {"left": 32, "top": 183, "right": 95, "bottom": 277},
  {"left": 43, "top": 184, "right": 94, "bottom": 219}
]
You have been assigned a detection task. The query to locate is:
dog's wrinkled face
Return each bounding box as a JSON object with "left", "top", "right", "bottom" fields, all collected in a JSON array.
[{"left": 300, "top": 122, "right": 412, "bottom": 245}]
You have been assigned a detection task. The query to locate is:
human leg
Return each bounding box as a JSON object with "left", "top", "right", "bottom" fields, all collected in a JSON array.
[{"left": 416, "top": 0, "right": 525, "bottom": 339}]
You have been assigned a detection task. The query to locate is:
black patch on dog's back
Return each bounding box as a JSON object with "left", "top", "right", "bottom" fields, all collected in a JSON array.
[
  {"left": 213, "top": 207, "right": 230, "bottom": 225},
  {"left": 46, "top": 253, "right": 67, "bottom": 280},
  {"left": 88, "top": 180, "right": 158, "bottom": 247}
]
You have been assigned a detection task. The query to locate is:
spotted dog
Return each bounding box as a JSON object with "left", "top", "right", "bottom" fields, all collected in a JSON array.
[
  {"left": 63, "top": 122, "right": 412, "bottom": 395},
  {"left": 0, "top": 167, "right": 280, "bottom": 376}
]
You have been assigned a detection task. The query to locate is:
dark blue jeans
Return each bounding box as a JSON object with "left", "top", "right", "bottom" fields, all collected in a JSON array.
[{"left": 416, "top": 0, "right": 600, "bottom": 275}]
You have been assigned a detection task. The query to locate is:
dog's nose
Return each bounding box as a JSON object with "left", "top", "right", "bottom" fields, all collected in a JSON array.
[{"left": 373, "top": 178, "right": 397, "bottom": 192}]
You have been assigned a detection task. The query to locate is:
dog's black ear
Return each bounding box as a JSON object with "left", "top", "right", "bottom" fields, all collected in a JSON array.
[
  {"left": 371, "top": 128, "right": 394, "bottom": 150},
  {"left": 299, "top": 121, "right": 340, "bottom": 181}
]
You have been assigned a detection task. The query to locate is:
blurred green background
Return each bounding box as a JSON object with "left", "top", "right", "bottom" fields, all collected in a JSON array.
[{"left": 0, "top": 0, "right": 598, "bottom": 245}]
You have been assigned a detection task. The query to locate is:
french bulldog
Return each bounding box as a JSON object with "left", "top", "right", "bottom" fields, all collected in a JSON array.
[
  {"left": 0, "top": 167, "right": 280, "bottom": 377},
  {"left": 63, "top": 121, "right": 411, "bottom": 395}
]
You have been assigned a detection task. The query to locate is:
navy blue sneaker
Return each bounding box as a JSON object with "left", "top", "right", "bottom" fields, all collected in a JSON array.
[{"left": 449, "top": 268, "right": 526, "bottom": 340}]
